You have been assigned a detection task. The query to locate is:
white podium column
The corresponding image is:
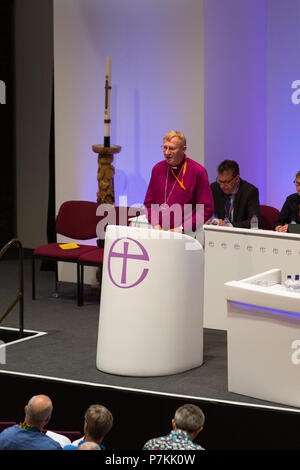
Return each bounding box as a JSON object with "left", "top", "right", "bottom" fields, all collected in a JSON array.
[{"left": 96, "top": 225, "right": 204, "bottom": 376}]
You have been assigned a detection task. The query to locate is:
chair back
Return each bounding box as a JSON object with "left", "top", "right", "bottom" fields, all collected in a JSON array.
[
  {"left": 259, "top": 204, "right": 280, "bottom": 230},
  {"left": 95, "top": 206, "right": 145, "bottom": 236},
  {"left": 56, "top": 201, "right": 100, "bottom": 240},
  {"left": 55, "top": 201, "right": 145, "bottom": 240}
]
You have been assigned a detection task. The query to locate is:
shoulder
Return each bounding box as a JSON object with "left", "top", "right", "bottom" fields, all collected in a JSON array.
[
  {"left": 143, "top": 435, "right": 166, "bottom": 450},
  {"left": 285, "top": 193, "right": 299, "bottom": 202},
  {"left": 187, "top": 158, "right": 206, "bottom": 174},
  {"left": 63, "top": 444, "right": 78, "bottom": 450},
  {"left": 143, "top": 438, "right": 157, "bottom": 450},
  {"left": 151, "top": 160, "right": 167, "bottom": 173},
  {"left": 239, "top": 179, "right": 258, "bottom": 190},
  {"left": 238, "top": 179, "right": 258, "bottom": 194},
  {"left": 0, "top": 424, "right": 18, "bottom": 439},
  {"left": 191, "top": 443, "right": 205, "bottom": 450},
  {"left": 0, "top": 424, "right": 17, "bottom": 434}
]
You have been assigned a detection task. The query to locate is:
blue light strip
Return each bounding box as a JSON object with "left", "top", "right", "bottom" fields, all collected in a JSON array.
[{"left": 231, "top": 301, "right": 300, "bottom": 319}]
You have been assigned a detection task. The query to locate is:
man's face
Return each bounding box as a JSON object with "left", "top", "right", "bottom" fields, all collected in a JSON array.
[
  {"left": 217, "top": 170, "right": 239, "bottom": 195},
  {"left": 162, "top": 136, "right": 186, "bottom": 167}
]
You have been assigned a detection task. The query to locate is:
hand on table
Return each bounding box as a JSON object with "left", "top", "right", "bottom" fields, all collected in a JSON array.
[{"left": 275, "top": 224, "right": 288, "bottom": 232}]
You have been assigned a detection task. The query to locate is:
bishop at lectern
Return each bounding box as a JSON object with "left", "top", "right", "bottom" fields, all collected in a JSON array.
[{"left": 144, "top": 130, "right": 214, "bottom": 234}]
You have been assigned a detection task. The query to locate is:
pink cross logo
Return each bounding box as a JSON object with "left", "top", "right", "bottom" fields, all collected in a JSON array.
[{"left": 108, "top": 237, "right": 150, "bottom": 288}]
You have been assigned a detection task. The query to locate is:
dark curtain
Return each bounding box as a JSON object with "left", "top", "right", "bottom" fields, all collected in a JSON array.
[
  {"left": 41, "top": 70, "right": 56, "bottom": 271},
  {"left": 0, "top": 0, "right": 14, "bottom": 249}
]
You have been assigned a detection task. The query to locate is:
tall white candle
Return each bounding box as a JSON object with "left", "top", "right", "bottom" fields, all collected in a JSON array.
[{"left": 104, "top": 57, "right": 112, "bottom": 140}]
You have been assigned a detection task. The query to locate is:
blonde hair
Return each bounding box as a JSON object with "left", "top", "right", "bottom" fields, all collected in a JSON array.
[
  {"left": 84, "top": 405, "right": 113, "bottom": 441},
  {"left": 163, "top": 130, "right": 186, "bottom": 147}
]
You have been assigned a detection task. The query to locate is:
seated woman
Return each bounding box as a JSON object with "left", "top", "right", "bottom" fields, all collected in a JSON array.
[{"left": 275, "top": 171, "right": 300, "bottom": 232}]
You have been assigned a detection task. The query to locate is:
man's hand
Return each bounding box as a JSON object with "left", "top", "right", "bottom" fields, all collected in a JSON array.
[
  {"left": 275, "top": 224, "right": 288, "bottom": 232},
  {"left": 218, "top": 219, "right": 230, "bottom": 227},
  {"left": 170, "top": 226, "right": 183, "bottom": 233}
]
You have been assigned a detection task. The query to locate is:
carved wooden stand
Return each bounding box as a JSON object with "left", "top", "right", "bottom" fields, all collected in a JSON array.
[
  {"left": 91, "top": 144, "right": 122, "bottom": 295},
  {"left": 92, "top": 144, "right": 122, "bottom": 205}
]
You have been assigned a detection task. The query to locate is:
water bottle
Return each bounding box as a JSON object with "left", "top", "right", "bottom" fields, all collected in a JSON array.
[
  {"left": 293, "top": 274, "right": 300, "bottom": 291},
  {"left": 284, "top": 275, "right": 293, "bottom": 290},
  {"left": 210, "top": 215, "right": 219, "bottom": 226},
  {"left": 250, "top": 214, "right": 259, "bottom": 230},
  {"left": 291, "top": 219, "right": 296, "bottom": 224}
]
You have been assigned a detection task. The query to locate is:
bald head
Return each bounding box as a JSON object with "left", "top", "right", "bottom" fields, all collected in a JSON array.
[{"left": 24, "top": 395, "right": 53, "bottom": 430}]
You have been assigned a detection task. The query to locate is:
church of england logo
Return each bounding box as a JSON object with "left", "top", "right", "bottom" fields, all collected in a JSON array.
[{"left": 108, "top": 237, "right": 149, "bottom": 288}]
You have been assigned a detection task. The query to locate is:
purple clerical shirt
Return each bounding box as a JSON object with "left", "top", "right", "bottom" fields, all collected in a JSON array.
[{"left": 144, "top": 156, "right": 214, "bottom": 232}]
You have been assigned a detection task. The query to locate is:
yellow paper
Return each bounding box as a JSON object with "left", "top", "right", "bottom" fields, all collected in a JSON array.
[{"left": 59, "top": 243, "right": 80, "bottom": 250}]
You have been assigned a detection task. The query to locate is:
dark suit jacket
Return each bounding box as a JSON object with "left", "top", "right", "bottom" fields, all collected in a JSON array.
[
  {"left": 274, "top": 193, "right": 300, "bottom": 227},
  {"left": 210, "top": 178, "right": 260, "bottom": 228}
]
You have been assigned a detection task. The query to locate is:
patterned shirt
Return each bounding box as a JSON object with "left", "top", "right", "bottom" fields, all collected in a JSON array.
[{"left": 143, "top": 429, "right": 204, "bottom": 450}]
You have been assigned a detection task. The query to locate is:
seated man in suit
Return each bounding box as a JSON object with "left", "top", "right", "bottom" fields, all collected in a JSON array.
[{"left": 208, "top": 160, "right": 260, "bottom": 228}]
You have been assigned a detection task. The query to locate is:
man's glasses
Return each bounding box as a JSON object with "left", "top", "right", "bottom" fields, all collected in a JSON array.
[
  {"left": 216, "top": 176, "right": 236, "bottom": 186},
  {"left": 161, "top": 145, "right": 179, "bottom": 153},
  {"left": 294, "top": 180, "right": 300, "bottom": 187}
]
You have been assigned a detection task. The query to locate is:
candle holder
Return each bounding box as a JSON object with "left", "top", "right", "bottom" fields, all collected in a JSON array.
[
  {"left": 91, "top": 143, "right": 121, "bottom": 296},
  {"left": 92, "top": 144, "right": 122, "bottom": 205}
]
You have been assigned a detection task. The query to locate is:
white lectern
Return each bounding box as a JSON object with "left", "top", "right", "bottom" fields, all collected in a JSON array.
[
  {"left": 225, "top": 269, "right": 300, "bottom": 408},
  {"left": 96, "top": 225, "right": 204, "bottom": 376}
]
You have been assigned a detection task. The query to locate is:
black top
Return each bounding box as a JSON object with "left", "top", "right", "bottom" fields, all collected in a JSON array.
[
  {"left": 274, "top": 193, "right": 300, "bottom": 227},
  {"left": 210, "top": 178, "right": 260, "bottom": 228}
]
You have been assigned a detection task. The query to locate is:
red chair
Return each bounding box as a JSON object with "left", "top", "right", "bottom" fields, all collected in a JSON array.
[
  {"left": 78, "top": 206, "right": 145, "bottom": 305},
  {"left": 32, "top": 200, "right": 100, "bottom": 306},
  {"left": 259, "top": 204, "right": 280, "bottom": 230}
]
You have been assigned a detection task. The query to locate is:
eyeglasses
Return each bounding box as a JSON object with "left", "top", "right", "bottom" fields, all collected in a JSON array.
[
  {"left": 161, "top": 145, "right": 179, "bottom": 153},
  {"left": 294, "top": 180, "right": 300, "bottom": 187},
  {"left": 216, "top": 176, "right": 236, "bottom": 186}
]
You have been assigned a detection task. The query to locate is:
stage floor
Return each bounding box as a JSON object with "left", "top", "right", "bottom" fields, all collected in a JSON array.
[{"left": 0, "top": 258, "right": 299, "bottom": 414}]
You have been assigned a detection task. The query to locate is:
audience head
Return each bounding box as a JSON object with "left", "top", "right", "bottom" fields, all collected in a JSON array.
[
  {"left": 84, "top": 404, "right": 113, "bottom": 443},
  {"left": 172, "top": 404, "right": 205, "bottom": 441},
  {"left": 77, "top": 441, "right": 101, "bottom": 450},
  {"left": 162, "top": 130, "right": 187, "bottom": 167},
  {"left": 24, "top": 395, "right": 54, "bottom": 430},
  {"left": 216, "top": 159, "right": 240, "bottom": 195}
]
